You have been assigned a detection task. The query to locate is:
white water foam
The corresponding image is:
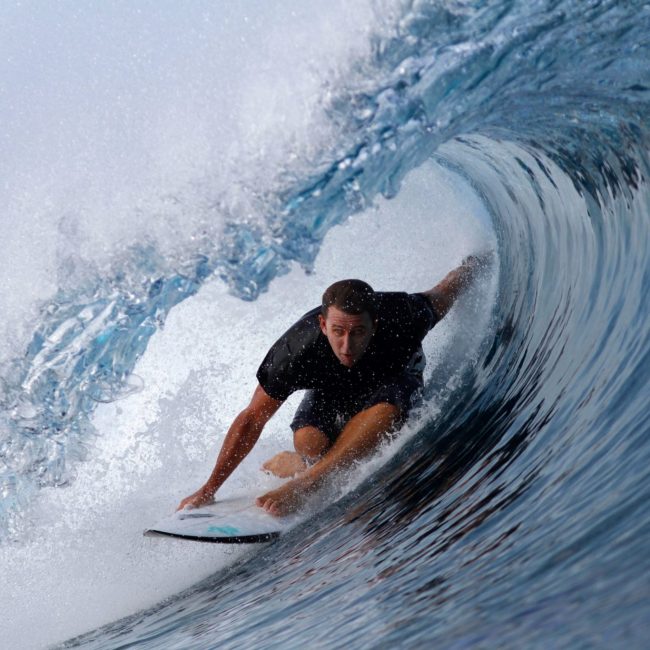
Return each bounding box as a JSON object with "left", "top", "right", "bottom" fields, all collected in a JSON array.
[
  {"left": 0, "top": 0, "right": 380, "bottom": 363},
  {"left": 1, "top": 161, "right": 495, "bottom": 649}
]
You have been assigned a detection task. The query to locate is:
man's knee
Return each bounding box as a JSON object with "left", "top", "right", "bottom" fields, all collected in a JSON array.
[{"left": 293, "top": 426, "right": 331, "bottom": 460}]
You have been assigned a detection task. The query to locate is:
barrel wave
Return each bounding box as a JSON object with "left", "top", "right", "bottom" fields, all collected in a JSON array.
[{"left": 1, "top": 1, "right": 649, "bottom": 648}]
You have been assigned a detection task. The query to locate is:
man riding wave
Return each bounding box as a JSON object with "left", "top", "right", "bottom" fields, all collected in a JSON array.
[{"left": 178, "top": 255, "right": 486, "bottom": 516}]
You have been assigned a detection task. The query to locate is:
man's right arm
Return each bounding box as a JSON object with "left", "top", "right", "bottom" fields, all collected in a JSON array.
[{"left": 177, "top": 384, "right": 283, "bottom": 510}]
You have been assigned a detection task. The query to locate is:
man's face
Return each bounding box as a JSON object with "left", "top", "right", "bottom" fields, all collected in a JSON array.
[{"left": 319, "top": 306, "right": 376, "bottom": 368}]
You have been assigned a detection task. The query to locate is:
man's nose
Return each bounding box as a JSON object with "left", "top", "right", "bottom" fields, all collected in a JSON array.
[{"left": 341, "top": 334, "right": 351, "bottom": 352}]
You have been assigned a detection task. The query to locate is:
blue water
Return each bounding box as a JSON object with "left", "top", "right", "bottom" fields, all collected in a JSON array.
[{"left": 1, "top": 0, "right": 649, "bottom": 648}]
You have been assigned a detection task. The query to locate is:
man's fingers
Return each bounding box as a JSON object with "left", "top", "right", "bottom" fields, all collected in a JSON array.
[
  {"left": 256, "top": 494, "right": 279, "bottom": 515},
  {"left": 177, "top": 490, "right": 211, "bottom": 511}
]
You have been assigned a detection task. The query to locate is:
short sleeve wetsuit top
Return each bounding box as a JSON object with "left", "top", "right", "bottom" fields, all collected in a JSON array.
[{"left": 256, "top": 292, "right": 440, "bottom": 441}]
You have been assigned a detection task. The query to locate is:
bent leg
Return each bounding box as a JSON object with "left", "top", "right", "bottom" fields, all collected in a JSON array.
[
  {"left": 262, "top": 425, "right": 331, "bottom": 478},
  {"left": 294, "top": 425, "right": 331, "bottom": 460},
  {"left": 257, "top": 402, "right": 400, "bottom": 515},
  {"left": 309, "top": 402, "right": 400, "bottom": 480}
]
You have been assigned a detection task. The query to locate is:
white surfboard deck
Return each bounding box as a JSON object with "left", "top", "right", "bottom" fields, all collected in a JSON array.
[{"left": 144, "top": 495, "right": 299, "bottom": 543}]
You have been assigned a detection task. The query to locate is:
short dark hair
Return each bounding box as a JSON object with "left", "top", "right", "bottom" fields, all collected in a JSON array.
[{"left": 321, "top": 279, "right": 377, "bottom": 320}]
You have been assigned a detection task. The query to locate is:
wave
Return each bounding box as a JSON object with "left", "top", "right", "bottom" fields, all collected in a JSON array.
[{"left": 1, "top": 0, "right": 649, "bottom": 648}]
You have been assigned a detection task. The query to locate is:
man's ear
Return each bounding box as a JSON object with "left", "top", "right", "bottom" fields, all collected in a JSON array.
[{"left": 319, "top": 314, "right": 327, "bottom": 335}]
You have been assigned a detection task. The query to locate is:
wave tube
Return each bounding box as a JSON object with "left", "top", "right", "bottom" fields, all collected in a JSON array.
[{"left": 1, "top": 0, "right": 650, "bottom": 648}]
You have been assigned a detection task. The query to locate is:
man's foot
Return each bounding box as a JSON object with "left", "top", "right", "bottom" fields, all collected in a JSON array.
[
  {"left": 256, "top": 475, "right": 315, "bottom": 517},
  {"left": 262, "top": 451, "right": 308, "bottom": 478}
]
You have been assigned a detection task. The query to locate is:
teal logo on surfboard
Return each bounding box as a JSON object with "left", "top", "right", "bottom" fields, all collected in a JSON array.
[{"left": 207, "top": 525, "right": 240, "bottom": 536}]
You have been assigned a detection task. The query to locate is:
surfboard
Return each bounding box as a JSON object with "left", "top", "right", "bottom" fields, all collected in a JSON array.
[{"left": 144, "top": 495, "right": 298, "bottom": 543}]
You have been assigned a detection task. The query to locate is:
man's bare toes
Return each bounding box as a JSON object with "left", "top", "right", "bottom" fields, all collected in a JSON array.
[{"left": 261, "top": 451, "right": 306, "bottom": 478}]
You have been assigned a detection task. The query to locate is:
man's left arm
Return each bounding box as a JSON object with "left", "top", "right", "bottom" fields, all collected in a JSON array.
[{"left": 422, "top": 253, "right": 491, "bottom": 320}]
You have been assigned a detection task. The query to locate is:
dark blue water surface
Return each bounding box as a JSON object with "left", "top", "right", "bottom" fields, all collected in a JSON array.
[{"left": 2, "top": 0, "right": 649, "bottom": 648}]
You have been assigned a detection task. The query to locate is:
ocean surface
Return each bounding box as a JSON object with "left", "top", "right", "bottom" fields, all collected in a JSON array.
[{"left": 1, "top": 1, "right": 649, "bottom": 648}]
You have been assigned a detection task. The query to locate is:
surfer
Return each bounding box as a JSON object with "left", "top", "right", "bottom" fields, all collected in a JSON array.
[{"left": 178, "top": 254, "right": 487, "bottom": 516}]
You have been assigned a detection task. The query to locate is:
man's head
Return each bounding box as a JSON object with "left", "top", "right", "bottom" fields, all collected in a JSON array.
[{"left": 319, "top": 279, "right": 377, "bottom": 368}]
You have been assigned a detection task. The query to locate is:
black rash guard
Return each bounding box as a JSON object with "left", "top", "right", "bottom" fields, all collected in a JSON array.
[{"left": 256, "top": 292, "right": 439, "bottom": 402}]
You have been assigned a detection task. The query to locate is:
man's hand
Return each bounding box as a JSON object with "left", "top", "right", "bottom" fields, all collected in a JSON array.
[
  {"left": 423, "top": 252, "right": 492, "bottom": 320},
  {"left": 177, "top": 486, "right": 215, "bottom": 511},
  {"left": 175, "top": 385, "right": 284, "bottom": 512}
]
